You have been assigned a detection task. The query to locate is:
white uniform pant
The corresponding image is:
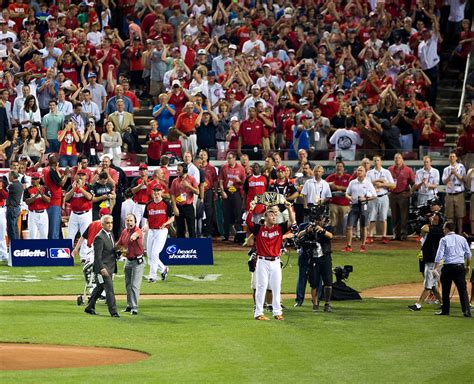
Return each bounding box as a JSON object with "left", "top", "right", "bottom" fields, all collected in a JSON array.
[
  {"left": 0, "top": 207, "right": 7, "bottom": 260},
  {"left": 67, "top": 211, "right": 93, "bottom": 255},
  {"left": 147, "top": 228, "right": 168, "bottom": 279},
  {"left": 28, "top": 210, "right": 49, "bottom": 239},
  {"left": 132, "top": 203, "right": 146, "bottom": 228},
  {"left": 254, "top": 257, "right": 282, "bottom": 318},
  {"left": 180, "top": 134, "right": 198, "bottom": 157}
]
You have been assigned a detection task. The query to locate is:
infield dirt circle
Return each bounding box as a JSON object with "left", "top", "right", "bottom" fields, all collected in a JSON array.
[{"left": 0, "top": 343, "right": 149, "bottom": 371}]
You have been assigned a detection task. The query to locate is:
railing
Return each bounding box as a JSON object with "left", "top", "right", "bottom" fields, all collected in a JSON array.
[{"left": 458, "top": 52, "right": 471, "bottom": 119}]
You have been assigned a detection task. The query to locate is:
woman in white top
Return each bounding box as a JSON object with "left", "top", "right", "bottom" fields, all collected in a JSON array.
[
  {"left": 19, "top": 95, "right": 42, "bottom": 129},
  {"left": 22, "top": 126, "right": 46, "bottom": 164},
  {"left": 101, "top": 120, "right": 122, "bottom": 162}
]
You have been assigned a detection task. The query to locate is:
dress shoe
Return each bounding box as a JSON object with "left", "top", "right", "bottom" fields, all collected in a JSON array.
[
  {"left": 122, "top": 307, "right": 132, "bottom": 313},
  {"left": 111, "top": 313, "right": 120, "bottom": 318},
  {"left": 434, "top": 311, "right": 449, "bottom": 316},
  {"left": 463, "top": 312, "right": 472, "bottom": 318},
  {"left": 84, "top": 308, "right": 97, "bottom": 315}
]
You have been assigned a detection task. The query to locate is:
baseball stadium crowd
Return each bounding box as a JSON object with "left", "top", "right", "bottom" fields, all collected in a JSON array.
[{"left": 0, "top": 1, "right": 473, "bottom": 317}]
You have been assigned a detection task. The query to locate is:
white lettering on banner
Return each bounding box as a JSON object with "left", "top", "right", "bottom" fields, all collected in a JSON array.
[
  {"left": 174, "top": 274, "right": 222, "bottom": 281},
  {"left": 13, "top": 250, "right": 47, "bottom": 257},
  {"left": 168, "top": 249, "right": 198, "bottom": 259}
]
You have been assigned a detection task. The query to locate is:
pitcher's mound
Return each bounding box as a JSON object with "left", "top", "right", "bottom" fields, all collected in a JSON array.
[{"left": 0, "top": 343, "right": 149, "bottom": 371}]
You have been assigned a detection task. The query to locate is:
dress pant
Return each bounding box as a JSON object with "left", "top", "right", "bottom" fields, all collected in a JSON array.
[
  {"left": 440, "top": 263, "right": 470, "bottom": 315},
  {"left": 222, "top": 190, "right": 243, "bottom": 238},
  {"left": 176, "top": 204, "right": 196, "bottom": 238},
  {"left": 203, "top": 189, "right": 214, "bottom": 237},
  {"left": 86, "top": 272, "right": 117, "bottom": 315},
  {"left": 124, "top": 259, "right": 145, "bottom": 311},
  {"left": 423, "top": 65, "right": 438, "bottom": 108},
  {"left": 6, "top": 206, "right": 20, "bottom": 240},
  {"left": 389, "top": 192, "right": 410, "bottom": 239},
  {"left": 295, "top": 251, "right": 309, "bottom": 304},
  {"left": 294, "top": 203, "right": 305, "bottom": 225}
]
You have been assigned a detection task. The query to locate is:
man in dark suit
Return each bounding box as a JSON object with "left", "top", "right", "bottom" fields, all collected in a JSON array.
[{"left": 85, "top": 214, "right": 120, "bottom": 317}]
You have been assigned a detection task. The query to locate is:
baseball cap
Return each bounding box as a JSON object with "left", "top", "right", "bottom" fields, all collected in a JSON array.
[
  {"left": 300, "top": 115, "right": 309, "bottom": 121},
  {"left": 230, "top": 116, "right": 239, "bottom": 122},
  {"left": 263, "top": 63, "right": 271, "bottom": 68},
  {"left": 138, "top": 163, "right": 148, "bottom": 170},
  {"left": 88, "top": 72, "right": 97, "bottom": 78},
  {"left": 288, "top": 49, "right": 295, "bottom": 54},
  {"left": 197, "top": 49, "right": 206, "bottom": 55},
  {"left": 335, "top": 89, "right": 345, "bottom": 95},
  {"left": 251, "top": 84, "right": 260, "bottom": 90},
  {"left": 31, "top": 172, "right": 42, "bottom": 179},
  {"left": 277, "top": 166, "right": 286, "bottom": 172},
  {"left": 99, "top": 208, "right": 111, "bottom": 216},
  {"left": 152, "top": 184, "right": 163, "bottom": 191},
  {"left": 228, "top": 44, "right": 237, "bottom": 50},
  {"left": 208, "top": 70, "right": 216, "bottom": 76},
  {"left": 299, "top": 98, "right": 309, "bottom": 105},
  {"left": 172, "top": 79, "right": 181, "bottom": 87}
]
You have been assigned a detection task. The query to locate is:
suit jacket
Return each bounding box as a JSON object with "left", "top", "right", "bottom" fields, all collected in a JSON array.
[
  {"left": 108, "top": 111, "right": 135, "bottom": 134},
  {"left": 93, "top": 229, "right": 117, "bottom": 275}
]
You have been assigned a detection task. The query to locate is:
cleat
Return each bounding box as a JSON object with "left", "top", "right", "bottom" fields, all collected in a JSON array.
[
  {"left": 408, "top": 304, "right": 421, "bottom": 312},
  {"left": 359, "top": 245, "right": 366, "bottom": 253},
  {"left": 255, "top": 315, "right": 270, "bottom": 321},
  {"left": 274, "top": 315, "right": 285, "bottom": 321}
]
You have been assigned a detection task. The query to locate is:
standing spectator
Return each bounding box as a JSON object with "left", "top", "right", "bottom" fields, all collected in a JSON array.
[
  {"left": 5, "top": 171, "right": 23, "bottom": 241},
  {"left": 56, "top": 89, "right": 74, "bottom": 116},
  {"left": 196, "top": 106, "right": 218, "bottom": 152},
  {"left": 326, "top": 161, "right": 351, "bottom": 236},
  {"left": 329, "top": 127, "right": 362, "bottom": 161},
  {"left": 170, "top": 162, "right": 199, "bottom": 238},
  {"left": 442, "top": 151, "right": 466, "bottom": 234},
  {"left": 42, "top": 99, "right": 64, "bottom": 154},
  {"left": 199, "top": 149, "right": 218, "bottom": 238},
  {"left": 293, "top": 163, "right": 313, "bottom": 225},
  {"left": 152, "top": 93, "right": 176, "bottom": 137},
  {"left": 343, "top": 166, "right": 377, "bottom": 253},
  {"left": 302, "top": 166, "right": 332, "bottom": 208},
  {"left": 23, "top": 172, "right": 50, "bottom": 239},
  {"left": 108, "top": 99, "right": 141, "bottom": 153},
  {"left": 105, "top": 86, "right": 133, "bottom": 115},
  {"left": 19, "top": 95, "right": 41, "bottom": 130},
  {"left": 467, "top": 168, "right": 474, "bottom": 236},
  {"left": 238, "top": 106, "right": 265, "bottom": 160},
  {"left": 412, "top": 155, "right": 440, "bottom": 206},
  {"left": 101, "top": 120, "right": 122, "bottom": 162},
  {"left": 84, "top": 72, "right": 107, "bottom": 116},
  {"left": 219, "top": 152, "right": 246, "bottom": 241},
  {"left": 66, "top": 103, "right": 88, "bottom": 139},
  {"left": 22, "top": 126, "right": 45, "bottom": 164},
  {"left": 149, "top": 40, "right": 168, "bottom": 105},
  {"left": 418, "top": 17, "right": 440, "bottom": 107},
  {"left": 117, "top": 213, "right": 145, "bottom": 315},
  {"left": 58, "top": 120, "right": 80, "bottom": 167},
  {"left": 389, "top": 96, "right": 416, "bottom": 152},
  {"left": 81, "top": 89, "right": 101, "bottom": 123},
  {"left": 146, "top": 120, "right": 163, "bottom": 166},
  {"left": 388, "top": 153, "right": 415, "bottom": 241},
  {"left": 36, "top": 68, "right": 58, "bottom": 116},
  {"left": 175, "top": 101, "right": 199, "bottom": 157}
]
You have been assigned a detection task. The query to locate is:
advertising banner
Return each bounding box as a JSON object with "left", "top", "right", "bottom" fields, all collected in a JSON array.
[
  {"left": 9, "top": 240, "right": 74, "bottom": 267},
  {"left": 159, "top": 238, "right": 214, "bottom": 265}
]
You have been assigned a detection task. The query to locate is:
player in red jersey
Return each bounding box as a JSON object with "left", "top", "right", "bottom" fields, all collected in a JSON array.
[
  {"left": 23, "top": 172, "right": 51, "bottom": 239},
  {"left": 131, "top": 163, "right": 152, "bottom": 227},
  {"left": 246, "top": 199, "right": 295, "bottom": 321},
  {"left": 143, "top": 185, "right": 174, "bottom": 283}
]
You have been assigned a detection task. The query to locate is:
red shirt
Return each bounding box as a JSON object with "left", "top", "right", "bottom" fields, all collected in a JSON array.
[
  {"left": 175, "top": 112, "right": 198, "bottom": 135},
  {"left": 43, "top": 167, "right": 63, "bottom": 207},
  {"left": 132, "top": 177, "right": 152, "bottom": 204},
  {"left": 161, "top": 140, "right": 182, "bottom": 159},
  {"left": 124, "top": 90, "right": 140, "bottom": 109},
  {"left": 246, "top": 213, "right": 283, "bottom": 258},
  {"left": 219, "top": 163, "right": 246, "bottom": 192},
  {"left": 143, "top": 200, "right": 173, "bottom": 229},
  {"left": 0, "top": 181, "right": 8, "bottom": 206},
  {"left": 239, "top": 119, "right": 264, "bottom": 146},
  {"left": 200, "top": 163, "right": 218, "bottom": 192},
  {"left": 58, "top": 130, "right": 78, "bottom": 156},
  {"left": 85, "top": 221, "right": 103, "bottom": 247},
  {"left": 24, "top": 186, "right": 50, "bottom": 211},
  {"left": 117, "top": 226, "right": 144, "bottom": 259},
  {"left": 388, "top": 164, "right": 415, "bottom": 193},
  {"left": 243, "top": 174, "right": 268, "bottom": 210},
  {"left": 325, "top": 173, "right": 351, "bottom": 206},
  {"left": 68, "top": 184, "right": 93, "bottom": 212},
  {"left": 428, "top": 129, "right": 446, "bottom": 148},
  {"left": 169, "top": 91, "right": 187, "bottom": 118},
  {"left": 147, "top": 131, "right": 162, "bottom": 160},
  {"left": 97, "top": 48, "right": 120, "bottom": 78},
  {"left": 170, "top": 175, "right": 198, "bottom": 205},
  {"left": 282, "top": 118, "right": 295, "bottom": 142}
]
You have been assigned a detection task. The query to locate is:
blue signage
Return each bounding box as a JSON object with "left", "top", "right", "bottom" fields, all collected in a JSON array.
[
  {"left": 9, "top": 240, "right": 74, "bottom": 267},
  {"left": 159, "top": 238, "right": 214, "bottom": 265}
]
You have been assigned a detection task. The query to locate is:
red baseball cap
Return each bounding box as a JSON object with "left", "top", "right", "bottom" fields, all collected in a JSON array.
[
  {"left": 277, "top": 166, "right": 286, "bottom": 172},
  {"left": 99, "top": 208, "right": 111, "bottom": 216},
  {"left": 138, "top": 163, "right": 148, "bottom": 170},
  {"left": 31, "top": 172, "right": 42, "bottom": 179},
  {"left": 152, "top": 184, "right": 163, "bottom": 191}
]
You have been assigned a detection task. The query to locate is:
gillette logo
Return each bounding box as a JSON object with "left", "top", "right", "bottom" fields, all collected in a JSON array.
[{"left": 13, "top": 249, "right": 47, "bottom": 257}]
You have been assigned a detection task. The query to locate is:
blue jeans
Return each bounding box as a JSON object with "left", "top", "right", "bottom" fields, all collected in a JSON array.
[
  {"left": 295, "top": 252, "right": 309, "bottom": 304},
  {"left": 46, "top": 139, "right": 60, "bottom": 154},
  {"left": 6, "top": 206, "right": 21, "bottom": 240},
  {"left": 399, "top": 134, "right": 413, "bottom": 152},
  {"left": 48, "top": 205, "right": 62, "bottom": 239},
  {"left": 59, "top": 155, "right": 78, "bottom": 167}
]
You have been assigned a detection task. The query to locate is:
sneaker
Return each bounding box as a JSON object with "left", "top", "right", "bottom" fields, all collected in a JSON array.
[
  {"left": 274, "top": 315, "right": 285, "bottom": 321},
  {"left": 161, "top": 267, "right": 169, "bottom": 281},
  {"left": 381, "top": 237, "right": 389, "bottom": 244},
  {"left": 131, "top": 310, "right": 138, "bottom": 315},
  {"left": 255, "top": 315, "right": 270, "bottom": 321},
  {"left": 294, "top": 302, "right": 303, "bottom": 308},
  {"left": 148, "top": 278, "right": 157, "bottom": 283},
  {"left": 312, "top": 303, "right": 319, "bottom": 312},
  {"left": 359, "top": 245, "right": 366, "bottom": 253},
  {"left": 341, "top": 246, "right": 353, "bottom": 253},
  {"left": 366, "top": 236, "right": 374, "bottom": 244},
  {"left": 408, "top": 304, "right": 421, "bottom": 312},
  {"left": 324, "top": 303, "right": 332, "bottom": 313}
]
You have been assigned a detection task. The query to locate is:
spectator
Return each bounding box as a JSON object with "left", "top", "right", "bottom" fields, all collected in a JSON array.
[
  {"left": 152, "top": 93, "right": 176, "bottom": 137},
  {"left": 42, "top": 99, "right": 64, "bottom": 154},
  {"left": 101, "top": 120, "right": 123, "bottom": 162},
  {"left": 175, "top": 101, "right": 199, "bottom": 157},
  {"left": 196, "top": 104, "right": 218, "bottom": 152},
  {"left": 326, "top": 161, "right": 351, "bottom": 236},
  {"left": 108, "top": 99, "right": 141, "bottom": 153},
  {"left": 22, "top": 126, "right": 45, "bottom": 164},
  {"left": 58, "top": 119, "right": 80, "bottom": 167},
  {"left": 238, "top": 106, "right": 265, "bottom": 160},
  {"left": 442, "top": 151, "right": 466, "bottom": 234},
  {"left": 19, "top": 95, "right": 41, "bottom": 130}
]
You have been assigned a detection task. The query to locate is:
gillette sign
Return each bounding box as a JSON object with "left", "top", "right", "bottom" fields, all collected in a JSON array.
[
  {"left": 160, "top": 238, "right": 213, "bottom": 265},
  {"left": 9, "top": 240, "right": 74, "bottom": 267}
]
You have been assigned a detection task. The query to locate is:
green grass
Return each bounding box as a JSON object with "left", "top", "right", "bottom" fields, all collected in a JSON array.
[
  {"left": 0, "top": 249, "right": 423, "bottom": 296},
  {"left": 0, "top": 299, "right": 472, "bottom": 383}
]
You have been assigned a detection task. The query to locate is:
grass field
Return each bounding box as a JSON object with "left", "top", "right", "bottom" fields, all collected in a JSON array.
[{"left": 1, "top": 248, "right": 473, "bottom": 383}]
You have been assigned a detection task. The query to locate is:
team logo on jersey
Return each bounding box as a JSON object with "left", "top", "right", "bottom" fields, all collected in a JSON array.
[
  {"left": 337, "top": 136, "right": 353, "bottom": 150},
  {"left": 49, "top": 248, "right": 71, "bottom": 258},
  {"left": 166, "top": 245, "right": 177, "bottom": 254}
]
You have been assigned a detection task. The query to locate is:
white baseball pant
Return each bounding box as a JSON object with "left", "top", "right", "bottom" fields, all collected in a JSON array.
[
  {"left": 254, "top": 257, "right": 282, "bottom": 318},
  {"left": 0, "top": 207, "right": 7, "bottom": 260},
  {"left": 132, "top": 203, "right": 147, "bottom": 227},
  {"left": 67, "top": 211, "right": 93, "bottom": 254},
  {"left": 147, "top": 228, "right": 168, "bottom": 280},
  {"left": 28, "top": 210, "right": 49, "bottom": 239}
]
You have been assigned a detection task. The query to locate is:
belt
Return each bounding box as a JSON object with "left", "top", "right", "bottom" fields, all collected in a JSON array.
[
  {"left": 377, "top": 193, "right": 387, "bottom": 197},
  {"left": 73, "top": 210, "right": 90, "bottom": 215},
  {"left": 447, "top": 192, "right": 463, "bottom": 196},
  {"left": 32, "top": 210, "right": 45, "bottom": 213},
  {"left": 257, "top": 256, "right": 280, "bottom": 261},
  {"left": 136, "top": 202, "right": 147, "bottom": 205},
  {"left": 445, "top": 263, "right": 465, "bottom": 267}
]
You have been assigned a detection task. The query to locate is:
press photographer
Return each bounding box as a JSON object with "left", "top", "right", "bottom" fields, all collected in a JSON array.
[
  {"left": 295, "top": 204, "right": 334, "bottom": 312},
  {"left": 408, "top": 197, "right": 443, "bottom": 236}
]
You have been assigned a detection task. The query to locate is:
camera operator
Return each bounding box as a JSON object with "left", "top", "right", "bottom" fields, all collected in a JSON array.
[
  {"left": 246, "top": 199, "right": 295, "bottom": 321},
  {"left": 296, "top": 209, "right": 334, "bottom": 312},
  {"left": 408, "top": 212, "right": 444, "bottom": 312}
]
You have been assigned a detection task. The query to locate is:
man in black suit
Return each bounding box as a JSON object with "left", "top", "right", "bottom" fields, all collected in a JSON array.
[{"left": 85, "top": 215, "right": 119, "bottom": 317}]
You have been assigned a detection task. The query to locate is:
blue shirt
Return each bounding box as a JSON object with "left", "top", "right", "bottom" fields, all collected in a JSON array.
[
  {"left": 152, "top": 103, "right": 176, "bottom": 136},
  {"left": 435, "top": 232, "right": 472, "bottom": 264}
]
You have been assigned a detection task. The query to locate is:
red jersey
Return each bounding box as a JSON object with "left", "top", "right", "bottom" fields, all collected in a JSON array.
[
  {"left": 43, "top": 166, "right": 63, "bottom": 207},
  {"left": 143, "top": 200, "right": 173, "bottom": 229},
  {"left": 243, "top": 174, "right": 268, "bottom": 210},
  {"left": 84, "top": 221, "right": 103, "bottom": 247},
  {"left": 239, "top": 119, "right": 264, "bottom": 146},
  {"left": 147, "top": 131, "right": 162, "bottom": 160},
  {"left": 200, "top": 163, "right": 218, "bottom": 192},
  {"left": 0, "top": 180, "right": 8, "bottom": 206},
  {"left": 24, "top": 186, "right": 50, "bottom": 211},
  {"left": 325, "top": 173, "right": 351, "bottom": 206},
  {"left": 68, "top": 184, "right": 93, "bottom": 212},
  {"left": 219, "top": 163, "right": 246, "bottom": 193},
  {"left": 61, "top": 62, "right": 79, "bottom": 84},
  {"left": 132, "top": 177, "right": 152, "bottom": 204},
  {"left": 246, "top": 214, "right": 283, "bottom": 258},
  {"left": 170, "top": 175, "right": 198, "bottom": 205},
  {"left": 161, "top": 140, "right": 182, "bottom": 158}
]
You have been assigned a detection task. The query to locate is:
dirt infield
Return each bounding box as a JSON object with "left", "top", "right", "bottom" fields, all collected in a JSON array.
[{"left": 0, "top": 343, "right": 149, "bottom": 371}]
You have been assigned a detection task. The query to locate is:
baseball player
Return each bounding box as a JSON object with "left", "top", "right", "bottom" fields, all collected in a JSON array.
[
  {"left": 143, "top": 185, "right": 174, "bottom": 283},
  {"left": 0, "top": 179, "right": 8, "bottom": 261},
  {"left": 65, "top": 169, "right": 94, "bottom": 252},
  {"left": 131, "top": 163, "right": 152, "bottom": 227},
  {"left": 246, "top": 199, "right": 295, "bottom": 321},
  {"left": 23, "top": 172, "right": 51, "bottom": 239}
]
